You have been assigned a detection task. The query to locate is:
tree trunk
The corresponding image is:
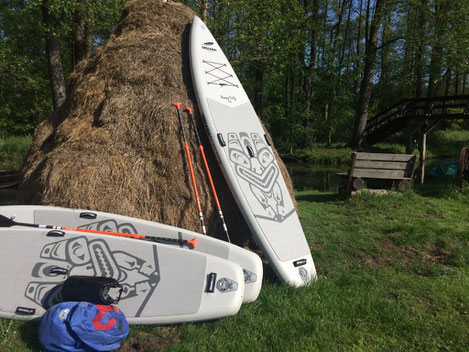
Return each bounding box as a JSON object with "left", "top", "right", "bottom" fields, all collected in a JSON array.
[
  {"left": 351, "top": 0, "right": 388, "bottom": 147},
  {"left": 444, "top": 69, "right": 451, "bottom": 96},
  {"left": 455, "top": 71, "right": 459, "bottom": 95},
  {"left": 71, "top": 1, "right": 92, "bottom": 68},
  {"left": 377, "top": 11, "right": 390, "bottom": 111},
  {"left": 41, "top": 0, "right": 66, "bottom": 111},
  {"left": 365, "top": 0, "right": 371, "bottom": 47},
  {"left": 354, "top": 0, "right": 363, "bottom": 94},
  {"left": 340, "top": 0, "right": 353, "bottom": 67},
  {"left": 254, "top": 66, "right": 264, "bottom": 119},
  {"left": 414, "top": 0, "right": 427, "bottom": 98},
  {"left": 303, "top": 0, "right": 319, "bottom": 129},
  {"left": 199, "top": 0, "right": 209, "bottom": 21},
  {"left": 427, "top": 0, "right": 449, "bottom": 98},
  {"left": 284, "top": 66, "right": 290, "bottom": 119},
  {"left": 321, "top": 0, "right": 329, "bottom": 68},
  {"left": 331, "top": 0, "right": 347, "bottom": 52}
]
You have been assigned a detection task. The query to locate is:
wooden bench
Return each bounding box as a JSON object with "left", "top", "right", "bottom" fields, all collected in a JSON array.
[{"left": 338, "top": 152, "right": 418, "bottom": 194}]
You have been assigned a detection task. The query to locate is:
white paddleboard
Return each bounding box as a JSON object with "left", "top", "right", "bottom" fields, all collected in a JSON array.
[
  {"left": 0, "top": 205, "right": 262, "bottom": 303},
  {"left": 189, "top": 16, "right": 316, "bottom": 286},
  {"left": 0, "top": 227, "right": 244, "bottom": 324}
]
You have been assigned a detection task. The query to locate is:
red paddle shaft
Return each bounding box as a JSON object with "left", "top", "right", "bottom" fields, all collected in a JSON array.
[
  {"left": 184, "top": 107, "right": 231, "bottom": 242},
  {"left": 173, "top": 103, "right": 207, "bottom": 235},
  {"left": 0, "top": 214, "right": 197, "bottom": 248}
]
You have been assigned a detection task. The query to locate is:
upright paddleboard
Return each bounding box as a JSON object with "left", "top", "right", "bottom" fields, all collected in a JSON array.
[
  {"left": 0, "top": 228, "right": 244, "bottom": 324},
  {"left": 0, "top": 205, "right": 262, "bottom": 303},
  {"left": 189, "top": 16, "right": 316, "bottom": 286}
]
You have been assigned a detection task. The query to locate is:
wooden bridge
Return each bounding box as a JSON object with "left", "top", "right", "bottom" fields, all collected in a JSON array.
[{"left": 364, "top": 95, "right": 469, "bottom": 146}]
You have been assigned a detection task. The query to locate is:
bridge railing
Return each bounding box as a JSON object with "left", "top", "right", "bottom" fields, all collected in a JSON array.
[{"left": 364, "top": 95, "right": 469, "bottom": 139}]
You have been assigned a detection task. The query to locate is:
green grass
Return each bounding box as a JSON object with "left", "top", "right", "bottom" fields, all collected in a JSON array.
[
  {"left": 0, "top": 135, "right": 32, "bottom": 171},
  {"left": 2, "top": 179, "right": 468, "bottom": 351},
  {"left": 427, "top": 129, "right": 469, "bottom": 157},
  {"left": 372, "top": 129, "right": 469, "bottom": 160}
]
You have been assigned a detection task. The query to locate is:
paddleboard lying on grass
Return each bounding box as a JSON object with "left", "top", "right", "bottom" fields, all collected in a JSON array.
[
  {"left": 0, "top": 205, "right": 262, "bottom": 303},
  {"left": 0, "top": 227, "right": 244, "bottom": 324},
  {"left": 189, "top": 16, "right": 316, "bottom": 286}
]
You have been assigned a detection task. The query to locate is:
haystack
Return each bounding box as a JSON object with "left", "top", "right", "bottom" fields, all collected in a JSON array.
[{"left": 18, "top": 0, "right": 296, "bottom": 246}]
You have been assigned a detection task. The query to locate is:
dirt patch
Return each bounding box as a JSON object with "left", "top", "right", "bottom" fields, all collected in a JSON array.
[
  {"left": 423, "top": 242, "right": 450, "bottom": 265},
  {"left": 119, "top": 327, "right": 180, "bottom": 352},
  {"left": 359, "top": 240, "right": 451, "bottom": 271}
]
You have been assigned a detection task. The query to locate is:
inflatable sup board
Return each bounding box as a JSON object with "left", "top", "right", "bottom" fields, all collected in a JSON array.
[
  {"left": 189, "top": 16, "right": 316, "bottom": 286},
  {"left": 0, "top": 227, "right": 244, "bottom": 324},
  {"left": 0, "top": 205, "right": 262, "bottom": 303}
]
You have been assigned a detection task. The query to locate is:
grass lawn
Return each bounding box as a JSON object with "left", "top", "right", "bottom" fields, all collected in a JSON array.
[{"left": 1, "top": 178, "right": 468, "bottom": 351}]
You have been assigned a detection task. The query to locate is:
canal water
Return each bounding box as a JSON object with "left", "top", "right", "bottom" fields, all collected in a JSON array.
[
  {"left": 286, "top": 163, "right": 346, "bottom": 192},
  {"left": 0, "top": 163, "right": 346, "bottom": 206},
  {"left": 0, "top": 158, "right": 455, "bottom": 205}
]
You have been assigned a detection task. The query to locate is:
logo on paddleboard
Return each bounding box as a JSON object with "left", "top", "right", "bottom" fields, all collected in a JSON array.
[
  {"left": 202, "top": 42, "right": 217, "bottom": 52},
  {"left": 227, "top": 132, "right": 295, "bottom": 223},
  {"left": 299, "top": 267, "right": 309, "bottom": 282},
  {"left": 220, "top": 95, "right": 237, "bottom": 103}
]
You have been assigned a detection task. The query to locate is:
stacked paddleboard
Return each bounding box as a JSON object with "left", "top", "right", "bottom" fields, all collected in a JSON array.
[
  {"left": 0, "top": 227, "right": 243, "bottom": 324},
  {"left": 189, "top": 16, "right": 316, "bottom": 286},
  {"left": 0, "top": 205, "right": 262, "bottom": 324}
]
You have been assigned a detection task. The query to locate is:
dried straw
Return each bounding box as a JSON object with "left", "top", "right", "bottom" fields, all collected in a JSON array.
[{"left": 18, "top": 0, "right": 296, "bottom": 247}]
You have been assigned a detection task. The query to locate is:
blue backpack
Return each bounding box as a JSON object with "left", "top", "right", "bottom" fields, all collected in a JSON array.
[{"left": 38, "top": 301, "right": 129, "bottom": 352}]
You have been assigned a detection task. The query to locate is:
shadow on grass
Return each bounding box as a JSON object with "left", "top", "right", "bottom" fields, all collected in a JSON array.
[
  {"left": 18, "top": 319, "right": 42, "bottom": 351},
  {"left": 412, "top": 177, "right": 463, "bottom": 198},
  {"left": 427, "top": 130, "right": 469, "bottom": 156},
  {"left": 262, "top": 263, "right": 279, "bottom": 285},
  {"left": 296, "top": 193, "right": 343, "bottom": 203}
]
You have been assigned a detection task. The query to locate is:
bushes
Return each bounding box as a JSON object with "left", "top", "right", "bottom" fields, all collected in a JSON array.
[{"left": 0, "top": 135, "right": 32, "bottom": 171}]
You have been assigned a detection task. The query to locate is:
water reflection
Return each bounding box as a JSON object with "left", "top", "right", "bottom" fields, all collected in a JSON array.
[
  {"left": 0, "top": 159, "right": 455, "bottom": 205},
  {"left": 286, "top": 163, "right": 346, "bottom": 191}
]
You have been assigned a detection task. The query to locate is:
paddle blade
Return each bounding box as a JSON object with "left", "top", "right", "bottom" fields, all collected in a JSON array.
[{"left": 0, "top": 214, "right": 16, "bottom": 227}]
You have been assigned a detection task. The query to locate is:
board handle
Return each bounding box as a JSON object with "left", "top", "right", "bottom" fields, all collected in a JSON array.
[
  {"left": 246, "top": 145, "right": 255, "bottom": 158},
  {"left": 80, "top": 212, "right": 97, "bottom": 219},
  {"left": 217, "top": 133, "right": 226, "bottom": 147}
]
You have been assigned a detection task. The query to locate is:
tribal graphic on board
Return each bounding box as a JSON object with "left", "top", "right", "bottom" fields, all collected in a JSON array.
[
  {"left": 77, "top": 219, "right": 138, "bottom": 234},
  {"left": 25, "top": 236, "right": 160, "bottom": 316},
  {"left": 227, "top": 132, "right": 295, "bottom": 222}
]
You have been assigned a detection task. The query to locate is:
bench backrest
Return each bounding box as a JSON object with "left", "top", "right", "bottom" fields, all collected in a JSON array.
[{"left": 350, "top": 152, "right": 418, "bottom": 180}]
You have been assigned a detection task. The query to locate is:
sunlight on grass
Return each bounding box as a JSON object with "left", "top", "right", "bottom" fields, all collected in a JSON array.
[{"left": 1, "top": 167, "right": 468, "bottom": 351}]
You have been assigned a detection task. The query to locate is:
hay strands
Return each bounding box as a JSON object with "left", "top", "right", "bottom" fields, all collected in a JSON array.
[
  {"left": 184, "top": 106, "right": 231, "bottom": 243},
  {"left": 0, "top": 214, "right": 198, "bottom": 249},
  {"left": 173, "top": 102, "right": 207, "bottom": 235}
]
